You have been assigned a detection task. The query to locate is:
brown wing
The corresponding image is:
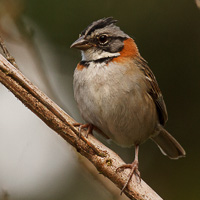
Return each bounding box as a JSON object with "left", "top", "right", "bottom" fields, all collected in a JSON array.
[{"left": 136, "top": 56, "right": 168, "bottom": 125}]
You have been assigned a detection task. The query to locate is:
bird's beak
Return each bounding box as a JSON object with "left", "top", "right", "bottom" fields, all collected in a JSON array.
[{"left": 70, "top": 36, "right": 93, "bottom": 50}]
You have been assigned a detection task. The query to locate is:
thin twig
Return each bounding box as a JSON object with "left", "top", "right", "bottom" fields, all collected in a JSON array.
[
  {"left": 0, "top": 54, "right": 163, "bottom": 200},
  {"left": 79, "top": 155, "right": 130, "bottom": 200},
  {"left": 0, "top": 36, "right": 18, "bottom": 69}
]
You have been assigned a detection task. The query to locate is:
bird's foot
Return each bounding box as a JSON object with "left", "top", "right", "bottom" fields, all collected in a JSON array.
[
  {"left": 116, "top": 160, "right": 140, "bottom": 194},
  {"left": 73, "top": 123, "right": 93, "bottom": 138}
]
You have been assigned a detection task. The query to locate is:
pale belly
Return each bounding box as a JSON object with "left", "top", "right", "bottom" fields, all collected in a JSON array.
[{"left": 73, "top": 63, "right": 158, "bottom": 147}]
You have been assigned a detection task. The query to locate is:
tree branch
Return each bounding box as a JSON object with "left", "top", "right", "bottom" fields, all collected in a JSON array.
[{"left": 0, "top": 53, "right": 163, "bottom": 200}]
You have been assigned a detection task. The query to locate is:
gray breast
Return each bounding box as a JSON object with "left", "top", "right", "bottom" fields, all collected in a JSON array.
[{"left": 73, "top": 61, "right": 158, "bottom": 146}]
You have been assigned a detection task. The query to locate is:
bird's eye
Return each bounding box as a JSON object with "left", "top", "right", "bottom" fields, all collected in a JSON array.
[{"left": 98, "top": 34, "right": 109, "bottom": 45}]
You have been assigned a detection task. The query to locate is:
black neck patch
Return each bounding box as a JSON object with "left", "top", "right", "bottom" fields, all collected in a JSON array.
[{"left": 79, "top": 56, "right": 118, "bottom": 67}]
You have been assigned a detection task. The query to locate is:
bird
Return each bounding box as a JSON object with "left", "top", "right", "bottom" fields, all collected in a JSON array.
[{"left": 70, "top": 17, "right": 186, "bottom": 193}]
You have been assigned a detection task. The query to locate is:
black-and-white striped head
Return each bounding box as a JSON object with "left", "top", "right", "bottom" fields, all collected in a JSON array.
[{"left": 71, "top": 17, "right": 130, "bottom": 61}]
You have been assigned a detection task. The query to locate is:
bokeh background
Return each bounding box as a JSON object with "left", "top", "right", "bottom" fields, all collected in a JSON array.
[{"left": 0, "top": 0, "right": 200, "bottom": 199}]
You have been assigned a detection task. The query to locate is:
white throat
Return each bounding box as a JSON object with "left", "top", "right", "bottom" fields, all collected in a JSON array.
[{"left": 81, "top": 48, "right": 120, "bottom": 61}]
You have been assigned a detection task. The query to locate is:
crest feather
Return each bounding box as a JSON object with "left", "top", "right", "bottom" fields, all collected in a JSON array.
[{"left": 81, "top": 17, "right": 117, "bottom": 36}]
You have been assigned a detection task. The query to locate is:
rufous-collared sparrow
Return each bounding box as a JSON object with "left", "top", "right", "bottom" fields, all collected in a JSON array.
[{"left": 71, "top": 17, "right": 186, "bottom": 193}]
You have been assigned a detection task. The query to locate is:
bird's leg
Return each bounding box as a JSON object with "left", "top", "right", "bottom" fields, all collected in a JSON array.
[
  {"left": 73, "top": 123, "right": 94, "bottom": 138},
  {"left": 116, "top": 145, "right": 140, "bottom": 194}
]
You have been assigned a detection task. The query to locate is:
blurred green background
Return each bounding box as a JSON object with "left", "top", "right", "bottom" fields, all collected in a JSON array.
[{"left": 0, "top": 0, "right": 200, "bottom": 199}]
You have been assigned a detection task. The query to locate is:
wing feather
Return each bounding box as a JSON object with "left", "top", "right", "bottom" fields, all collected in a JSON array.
[{"left": 136, "top": 56, "right": 168, "bottom": 125}]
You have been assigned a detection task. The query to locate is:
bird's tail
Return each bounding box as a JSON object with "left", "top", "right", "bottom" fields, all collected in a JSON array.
[{"left": 151, "top": 126, "right": 186, "bottom": 159}]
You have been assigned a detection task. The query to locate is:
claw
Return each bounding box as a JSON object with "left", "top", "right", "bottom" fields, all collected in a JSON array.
[
  {"left": 116, "top": 145, "right": 140, "bottom": 194},
  {"left": 73, "top": 123, "right": 93, "bottom": 137},
  {"left": 117, "top": 160, "right": 140, "bottom": 195}
]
